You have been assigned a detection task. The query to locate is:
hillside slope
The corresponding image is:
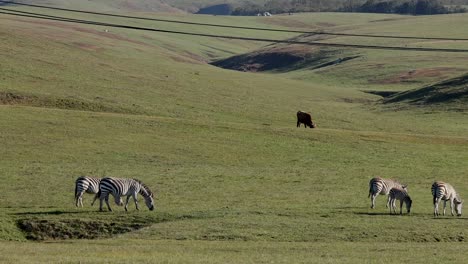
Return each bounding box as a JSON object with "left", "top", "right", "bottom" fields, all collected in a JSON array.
[
  {"left": 0, "top": 10, "right": 467, "bottom": 263},
  {"left": 384, "top": 74, "right": 468, "bottom": 108},
  {"left": 2, "top": 0, "right": 184, "bottom": 12},
  {"left": 0, "top": 11, "right": 361, "bottom": 125},
  {"left": 211, "top": 13, "right": 468, "bottom": 90}
]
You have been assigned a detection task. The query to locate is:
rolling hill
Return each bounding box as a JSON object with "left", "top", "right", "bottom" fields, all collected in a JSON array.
[
  {"left": 384, "top": 73, "right": 468, "bottom": 107},
  {"left": 1, "top": 0, "right": 184, "bottom": 12},
  {"left": 211, "top": 12, "right": 468, "bottom": 91},
  {"left": 0, "top": 6, "right": 467, "bottom": 263}
]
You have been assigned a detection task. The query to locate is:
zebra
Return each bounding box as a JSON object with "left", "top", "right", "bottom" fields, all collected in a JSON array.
[
  {"left": 98, "top": 177, "right": 155, "bottom": 212},
  {"left": 75, "top": 176, "right": 123, "bottom": 207},
  {"left": 388, "top": 187, "right": 412, "bottom": 215},
  {"left": 75, "top": 176, "right": 102, "bottom": 207},
  {"left": 368, "top": 177, "right": 407, "bottom": 209},
  {"left": 432, "top": 181, "right": 462, "bottom": 217}
]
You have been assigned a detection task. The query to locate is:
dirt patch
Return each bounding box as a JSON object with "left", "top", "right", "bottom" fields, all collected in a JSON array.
[
  {"left": 17, "top": 219, "right": 147, "bottom": 240},
  {"left": 212, "top": 51, "right": 306, "bottom": 72},
  {"left": 374, "top": 67, "right": 461, "bottom": 84},
  {"left": 0, "top": 92, "right": 36, "bottom": 105},
  {"left": 213, "top": 44, "right": 319, "bottom": 71},
  {"left": 212, "top": 44, "right": 358, "bottom": 73}
]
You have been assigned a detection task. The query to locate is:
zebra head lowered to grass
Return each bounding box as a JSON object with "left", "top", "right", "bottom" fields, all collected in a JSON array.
[
  {"left": 388, "top": 187, "right": 412, "bottom": 215},
  {"left": 98, "top": 177, "right": 155, "bottom": 212},
  {"left": 432, "top": 181, "right": 462, "bottom": 217},
  {"left": 368, "top": 177, "right": 407, "bottom": 209}
]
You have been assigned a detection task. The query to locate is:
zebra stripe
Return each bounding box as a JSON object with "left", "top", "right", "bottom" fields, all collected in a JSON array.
[
  {"left": 388, "top": 187, "right": 412, "bottom": 214},
  {"left": 368, "top": 177, "right": 407, "bottom": 209},
  {"left": 432, "top": 181, "right": 462, "bottom": 217},
  {"left": 75, "top": 176, "right": 101, "bottom": 207},
  {"left": 99, "top": 177, "right": 155, "bottom": 212}
]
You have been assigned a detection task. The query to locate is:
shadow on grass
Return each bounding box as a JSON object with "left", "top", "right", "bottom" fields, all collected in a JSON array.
[
  {"left": 354, "top": 212, "right": 391, "bottom": 216},
  {"left": 13, "top": 210, "right": 95, "bottom": 216},
  {"left": 354, "top": 212, "right": 464, "bottom": 219},
  {"left": 431, "top": 216, "right": 467, "bottom": 220}
]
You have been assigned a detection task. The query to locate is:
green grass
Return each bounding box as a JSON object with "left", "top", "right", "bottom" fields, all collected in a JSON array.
[
  {"left": 1, "top": 240, "right": 468, "bottom": 263},
  {"left": 1, "top": 8, "right": 468, "bottom": 263}
]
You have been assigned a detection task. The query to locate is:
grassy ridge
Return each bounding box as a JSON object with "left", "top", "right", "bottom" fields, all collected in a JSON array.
[{"left": 1, "top": 8, "right": 468, "bottom": 262}]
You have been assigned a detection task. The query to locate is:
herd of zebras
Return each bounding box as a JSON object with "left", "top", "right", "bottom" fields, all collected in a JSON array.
[
  {"left": 369, "top": 177, "right": 463, "bottom": 216},
  {"left": 74, "top": 176, "right": 155, "bottom": 211},
  {"left": 75, "top": 175, "right": 462, "bottom": 216}
]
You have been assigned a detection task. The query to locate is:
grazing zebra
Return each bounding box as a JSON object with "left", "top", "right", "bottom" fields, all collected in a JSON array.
[
  {"left": 75, "top": 176, "right": 101, "bottom": 207},
  {"left": 368, "top": 177, "right": 407, "bottom": 209},
  {"left": 388, "top": 187, "right": 412, "bottom": 215},
  {"left": 432, "top": 181, "right": 463, "bottom": 217},
  {"left": 75, "top": 176, "right": 123, "bottom": 207},
  {"left": 98, "top": 177, "right": 155, "bottom": 212}
]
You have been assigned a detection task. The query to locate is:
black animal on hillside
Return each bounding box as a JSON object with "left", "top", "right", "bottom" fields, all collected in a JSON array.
[{"left": 296, "top": 111, "right": 316, "bottom": 128}]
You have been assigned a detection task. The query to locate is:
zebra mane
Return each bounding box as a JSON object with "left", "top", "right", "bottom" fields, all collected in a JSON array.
[{"left": 134, "top": 179, "right": 154, "bottom": 198}]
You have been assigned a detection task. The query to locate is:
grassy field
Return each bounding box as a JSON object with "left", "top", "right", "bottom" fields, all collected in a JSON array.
[{"left": 1, "top": 6, "right": 468, "bottom": 263}]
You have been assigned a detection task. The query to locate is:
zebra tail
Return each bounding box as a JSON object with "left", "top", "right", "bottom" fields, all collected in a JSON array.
[{"left": 368, "top": 184, "right": 372, "bottom": 198}]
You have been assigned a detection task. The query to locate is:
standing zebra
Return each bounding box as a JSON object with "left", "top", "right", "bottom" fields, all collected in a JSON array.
[
  {"left": 432, "top": 181, "right": 462, "bottom": 217},
  {"left": 75, "top": 176, "right": 123, "bottom": 207},
  {"left": 75, "top": 176, "right": 101, "bottom": 207},
  {"left": 368, "top": 177, "right": 407, "bottom": 209},
  {"left": 99, "top": 177, "right": 155, "bottom": 212},
  {"left": 388, "top": 187, "right": 412, "bottom": 215}
]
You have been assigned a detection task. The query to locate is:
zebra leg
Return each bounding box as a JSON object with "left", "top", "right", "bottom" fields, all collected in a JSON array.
[
  {"left": 133, "top": 193, "right": 139, "bottom": 210},
  {"left": 76, "top": 192, "right": 83, "bottom": 207},
  {"left": 99, "top": 196, "right": 104, "bottom": 211},
  {"left": 105, "top": 196, "right": 112, "bottom": 212},
  {"left": 399, "top": 200, "right": 404, "bottom": 215},
  {"left": 388, "top": 198, "right": 395, "bottom": 214},
  {"left": 386, "top": 195, "right": 391, "bottom": 208},
  {"left": 91, "top": 193, "right": 99, "bottom": 206},
  {"left": 450, "top": 199, "right": 455, "bottom": 216},
  {"left": 443, "top": 200, "right": 447, "bottom": 216},
  {"left": 125, "top": 195, "right": 131, "bottom": 212},
  {"left": 371, "top": 194, "right": 377, "bottom": 209}
]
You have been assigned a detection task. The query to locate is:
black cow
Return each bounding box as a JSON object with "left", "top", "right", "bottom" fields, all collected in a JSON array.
[{"left": 296, "top": 111, "right": 316, "bottom": 128}]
